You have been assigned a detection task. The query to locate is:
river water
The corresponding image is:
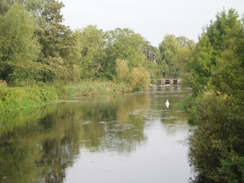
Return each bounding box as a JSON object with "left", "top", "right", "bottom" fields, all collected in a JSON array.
[{"left": 0, "top": 86, "right": 193, "bottom": 183}]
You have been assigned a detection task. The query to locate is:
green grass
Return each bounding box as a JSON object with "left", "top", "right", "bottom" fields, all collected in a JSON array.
[
  {"left": 0, "top": 80, "right": 132, "bottom": 112},
  {"left": 60, "top": 81, "right": 132, "bottom": 99},
  {"left": 0, "top": 86, "right": 58, "bottom": 112}
]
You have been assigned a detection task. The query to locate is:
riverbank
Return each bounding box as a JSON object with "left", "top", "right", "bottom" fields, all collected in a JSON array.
[
  {"left": 0, "top": 86, "right": 58, "bottom": 112},
  {"left": 59, "top": 81, "right": 131, "bottom": 99},
  {"left": 0, "top": 81, "right": 132, "bottom": 112}
]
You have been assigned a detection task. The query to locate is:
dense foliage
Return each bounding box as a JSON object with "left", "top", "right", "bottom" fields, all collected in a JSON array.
[
  {"left": 0, "top": 1, "right": 243, "bottom": 182},
  {"left": 0, "top": 1, "right": 160, "bottom": 87},
  {"left": 115, "top": 59, "right": 151, "bottom": 91},
  {"left": 158, "top": 35, "right": 194, "bottom": 78},
  {"left": 187, "top": 9, "right": 244, "bottom": 183},
  {"left": 0, "top": 86, "right": 58, "bottom": 111},
  {"left": 1, "top": 0, "right": 192, "bottom": 112},
  {"left": 0, "top": 0, "right": 194, "bottom": 89}
]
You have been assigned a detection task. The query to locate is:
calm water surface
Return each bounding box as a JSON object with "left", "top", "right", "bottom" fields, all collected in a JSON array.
[{"left": 0, "top": 86, "right": 193, "bottom": 183}]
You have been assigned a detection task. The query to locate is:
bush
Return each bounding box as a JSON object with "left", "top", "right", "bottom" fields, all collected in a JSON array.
[
  {"left": 189, "top": 92, "right": 244, "bottom": 183},
  {"left": 127, "top": 67, "right": 151, "bottom": 91},
  {"left": 0, "top": 87, "right": 58, "bottom": 112},
  {"left": 115, "top": 59, "right": 129, "bottom": 82},
  {"left": 115, "top": 59, "right": 151, "bottom": 91},
  {"left": 60, "top": 81, "right": 131, "bottom": 99}
]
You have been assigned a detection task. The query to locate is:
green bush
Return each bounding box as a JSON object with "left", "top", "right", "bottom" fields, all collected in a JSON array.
[
  {"left": 0, "top": 87, "right": 58, "bottom": 112},
  {"left": 127, "top": 67, "right": 151, "bottom": 91},
  {"left": 115, "top": 59, "right": 151, "bottom": 91},
  {"left": 115, "top": 59, "right": 129, "bottom": 82},
  {"left": 60, "top": 81, "right": 131, "bottom": 99},
  {"left": 189, "top": 92, "right": 244, "bottom": 183}
]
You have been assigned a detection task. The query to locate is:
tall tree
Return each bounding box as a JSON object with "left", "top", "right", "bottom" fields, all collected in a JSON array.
[
  {"left": 143, "top": 41, "right": 158, "bottom": 62},
  {"left": 75, "top": 25, "right": 105, "bottom": 79},
  {"left": 102, "top": 28, "right": 147, "bottom": 79},
  {"left": 188, "top": 33, "right": 213, "bottom": 93},
  {"left": 35, "top": 1, "right": 80, "bottom": 82},
  {"left": 188, "top": 9, "right": 244, "bottom": 183},
  {"left": 176, "top": 36, "right": 195, "bottom": 48},
  {"left": 0, "top": 0, "right": 56, "bottom": 16},
  {"left": 158, "top": 35, "right": 182, "bottom": 77},
  {"left": 188, "top": 9, "right": 243, "bottom": 94},
  {"left": 0, "top": 3, "right": 40, "bottom": 84},
  {"left": 142, "top": 41, "right": 161, "bottom": 78},
  {"left": 173, "top": 36, "right": 195, "bottom": 78}
]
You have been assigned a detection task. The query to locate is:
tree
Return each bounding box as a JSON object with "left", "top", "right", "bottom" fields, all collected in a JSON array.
[
  {"left": 35, "top": 1, "right": 81, "bottom": 82},
  {"left": 75, "top": 25, "right": 105, "bottom": 79},
  {"left": 142, "top": 41, "right": 161, "bottom": 79},
  {"left": 0, "top": 3, "right": 40, "bottom": 84},
  {"left": 143, "top": 41, "right": 158, "bottom": 62},
  {"left": 206, "top": 9, "right": 242, "bottom": 58},
  {"left": 115, "top": 59, "right": 151, "bottom": 91},
  {"left": 176, "top": 36, "right": 195, "bottom": 48},
  {"left": 188, "top": 9, "right": 244, "bottom": 183},
  {"left": 158, "top": 35, "right": 181, "bottom": 77},
  {"left": 188, "top": 9, "right": 243, "bottom": 94},
  {"left": 189, "top": 93, "right": 244, "bottom": 183},
  {"left": 188, "top": 33, "right": 213, "bottom": 93},
  {"left": 115, "top": 59, "right": 129, "bottom": 82},
  {"left": 102, "top": 28, "right": 147, "bottom": 79},
  {"left": 127, "top": 67, "right": 151, "bottom": 91},
  {"left": 0, "top": 0, "right": 56, "bottom": 17},
  {"left": 0, "top": 0, "right": 13, "bottom": 14}
]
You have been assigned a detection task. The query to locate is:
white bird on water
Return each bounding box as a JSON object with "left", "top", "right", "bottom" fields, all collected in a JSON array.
[{"left": 165, "top": 100, "right": 169, "bottom": 108}]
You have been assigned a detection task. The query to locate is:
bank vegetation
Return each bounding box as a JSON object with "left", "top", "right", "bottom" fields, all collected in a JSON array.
[{"left": 0, "top": 0, "right": 194, "bottom": 112}]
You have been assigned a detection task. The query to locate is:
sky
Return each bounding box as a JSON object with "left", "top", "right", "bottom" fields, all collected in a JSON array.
[{"left": 60, "top": 0, "right": 244, "bottom": 47}]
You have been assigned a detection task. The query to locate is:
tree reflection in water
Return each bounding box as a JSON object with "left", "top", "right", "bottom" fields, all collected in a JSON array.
[
  {"left": 0, "top": 86, "right": 192, "bottom": 183},
  {"left": 0, "top": 93, "right": 150, "bottom": 183}
]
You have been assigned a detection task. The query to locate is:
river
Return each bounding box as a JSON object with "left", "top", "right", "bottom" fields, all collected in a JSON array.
[{"left": 0, "top": 86, "right": 193, "bottom": 183}]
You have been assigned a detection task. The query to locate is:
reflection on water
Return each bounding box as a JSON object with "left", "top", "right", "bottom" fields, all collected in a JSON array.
[{"left": 0, "top": 86, "right": 192, "bottom": 183}]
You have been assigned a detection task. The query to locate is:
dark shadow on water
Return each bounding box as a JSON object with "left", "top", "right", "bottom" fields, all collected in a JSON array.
[{"left": 0, "top": 86, "right": 193, "bottom": 183}]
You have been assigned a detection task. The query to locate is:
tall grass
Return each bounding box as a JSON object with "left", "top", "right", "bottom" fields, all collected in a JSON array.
[
  {"left": 60, "top": 81, "right": 132, "bottom": 99},
  {"left": 0, "top": 81, "right": 131, "bottom": 112},
  {"left": 0, "top": 87, "right": 58, "bottom": 112}
]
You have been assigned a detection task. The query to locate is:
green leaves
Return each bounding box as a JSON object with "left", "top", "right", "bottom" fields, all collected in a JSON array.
[
  {"left": 75, "top": 25, "right": 105, "bottom": 79},
  {"left": 0, "top": 3, "right": 39, "bottom": 62},
  {"left": 35, "top": 2, "right": 81, "bottom": 83},
  {"left": 158, "top": 35, "right": 194, "bottom": 78},
  {"left": 188, "top": 9, "right": 243, "bottom": 95},
  {"left": 115, "top": 59, "right": 150, "bottom": 91},
  {"left": 189, "top": 92, "right": 244, "bottom": 183},
  {"left": 115, "top": 59, "right": 129, "bottom": 82},
  {"left": 0, "top": 3, "right": 40, "bottom": 83},
  {"left": 188, "top": 9, "right": 244, "bottom": 183},
  {"left": 127, "top": 67, "right": 151, "bottom": 91},
  {"left": 188, "top": 33, "right": 213, "bottom": 93},
  {"left": 104, "top": 28, "right": 147, "bottom": 75}
]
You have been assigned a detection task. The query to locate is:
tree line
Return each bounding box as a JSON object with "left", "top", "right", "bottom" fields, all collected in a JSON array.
[
  {"left": 0, "top": 0, "right": 194, "bottom": 89},
  {"left": 1, "top": 1, "right": 243, "bottom": 182},
  {"left": 187, "top": 9, "right": 243, "bottom": 183}
]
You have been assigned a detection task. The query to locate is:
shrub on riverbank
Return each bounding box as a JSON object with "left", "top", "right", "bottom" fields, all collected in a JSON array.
[
  {"left": 0, "top": 87, "right": 58, "bottom": 112},
  {"left": 187, "top": 9, "right": 244, "bottom": 183},
  {"left": 189, "top": 92, "right": 243, "bottom": 183},
  {"left": 115, "top": 59, "right": 151, "bottom": 91},
  {"left": 0, "top": 81, "right": 132, "bottom": 112},
  {"left": 60, "top": 81, "right": 132, "bottom": 99}
]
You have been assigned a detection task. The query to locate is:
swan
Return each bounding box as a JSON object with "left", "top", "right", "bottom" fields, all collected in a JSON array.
[{"left": 165, "top": 100, "right": 169, "bottom": 108}]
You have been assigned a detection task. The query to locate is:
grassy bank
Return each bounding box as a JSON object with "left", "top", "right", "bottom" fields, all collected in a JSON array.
[
  {"left": 59, "top": 81, "right": 132, "bottom": 99},
  {"left": 0, "top": 86, "right": 58, "bottom": 112},
  {"left": 0, "top": 81, "right": 132, "bottom": 112}
]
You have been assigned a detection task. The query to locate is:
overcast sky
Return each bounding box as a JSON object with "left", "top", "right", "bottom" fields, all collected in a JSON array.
[{"left": 60, "top": 0, "right": 244, "bottom": 46}]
